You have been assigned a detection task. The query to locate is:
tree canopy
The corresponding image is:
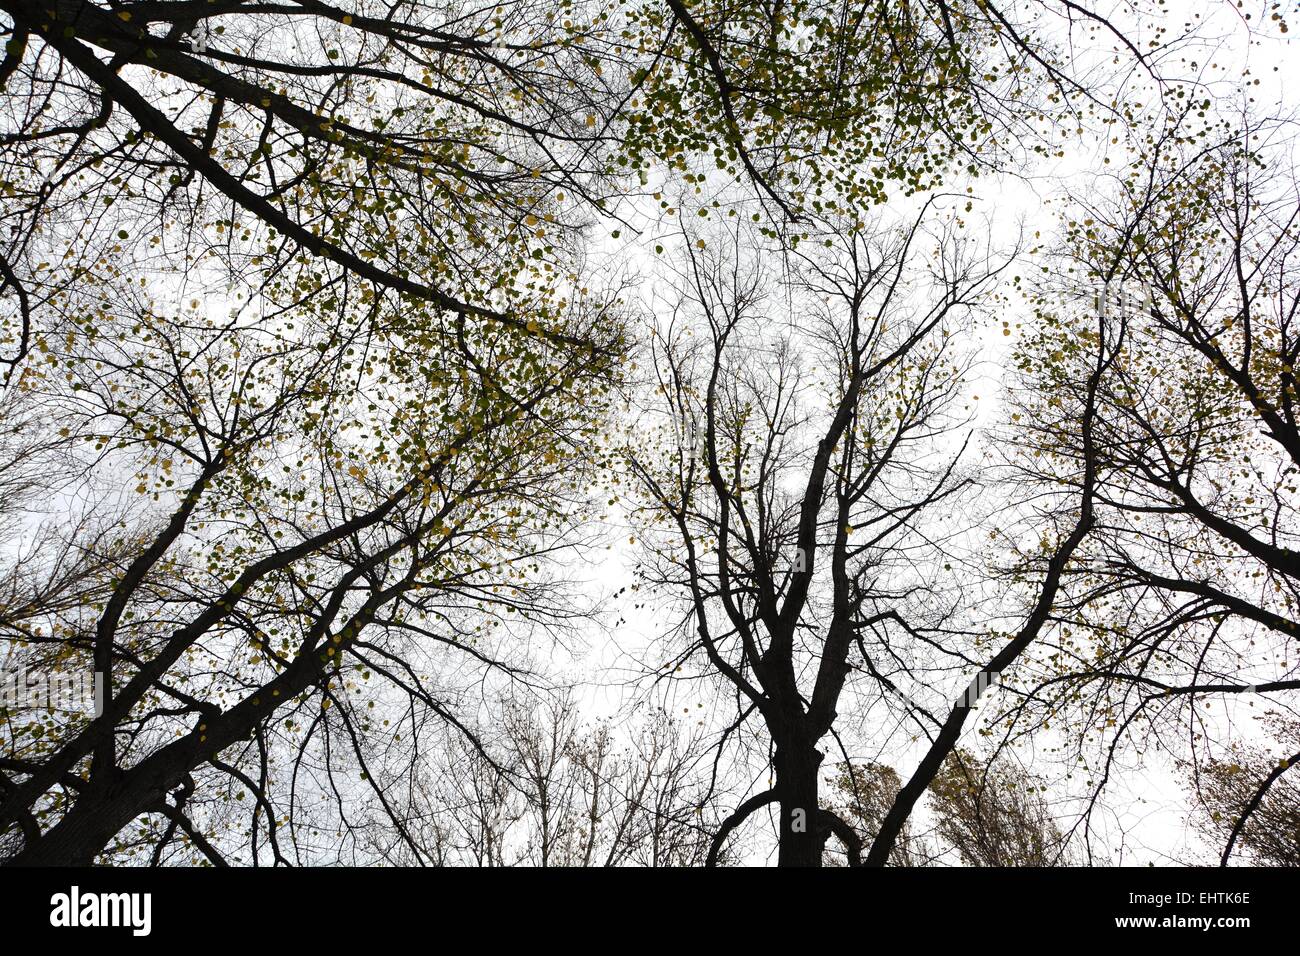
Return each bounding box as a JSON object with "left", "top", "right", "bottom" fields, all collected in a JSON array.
[{"left": 1, "top": 0, "right": 1297, "bottom": 867}]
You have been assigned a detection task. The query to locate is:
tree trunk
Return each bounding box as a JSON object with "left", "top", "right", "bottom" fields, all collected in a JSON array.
[
  {"left": 8, "top": 748, "right": 181, "bottom": 865},
  {"left": 775, "top": 737, "right": 825, "bottom": 867},
  {"left": 8, "top": 793, "right": 129, "bottom": 865}
]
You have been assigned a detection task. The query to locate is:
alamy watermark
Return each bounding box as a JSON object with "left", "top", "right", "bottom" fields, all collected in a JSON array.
[
  {"left": 958, "top": 670, "right": 999, "bottom": 709},
  {"left": 1082, "top": 276, "right": 1158, "bottom": 321},
  {"left": 0, "top": 661, "right": 103, "bottom": 717},
  {"left": 50, "top": 886, "right": 151, "bottom": 936}
]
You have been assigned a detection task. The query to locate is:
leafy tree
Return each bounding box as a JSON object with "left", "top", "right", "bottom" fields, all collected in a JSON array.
[
  {"left": 1187, "top": 716, "right": 1300, "bottom": 867},
  {"left": 927, "top": 748, "right": 1067, "bottom": 866},
  {"left": 0, "top": 0, "right": 1149, "bottom": 377},
  {"left": 829, "top": 749, "right": 1070, "bottom": 866},
  {"left": 0, "top": 267, "right": 624, "bottom": 863},
  {"left": 829, "top": 761, "right": 922, "bottom": 866},
  {"left": 1001, "top": 113, "right": 1300, "bottom": 855}
]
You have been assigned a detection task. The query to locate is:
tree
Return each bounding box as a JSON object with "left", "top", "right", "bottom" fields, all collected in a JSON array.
[
  {"left": 624, "top": 203, "right": 1106, "bottom": 865},
  {"left": 828, "top": 748, "right": 1071, "bottom": 866},
  {"left": 0, "top": 261, "right": 624, "bottom": 863},
  {"left": 927, "top": 747, "right": 1068, "bottom": 866},
  {"left": 0, "top": 0, "right": 1200, "bottom": 868},
  {"left": 1001, "top": 113, "right": 1300, "bottom": 859},
  {"left": 0, "top": 0, "right": 622, "bottom": 357},
  {"left": 499, "top": 696, "right": 723, "bottom": 866},
  {"left": 829, "top": 761, "right": 923, "bottom": 866},
  {"left": 0, "top": 0, "right": 1146, "bottom": 373},
  {"left": 365, "top": 691, "right": 722, "bottom": 866},
  {"left": 1187, "top": 715, "right": 1300, "bottom": 867}
]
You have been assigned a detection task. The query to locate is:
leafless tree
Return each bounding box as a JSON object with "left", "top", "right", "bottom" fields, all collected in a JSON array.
[
  {"left": 368, "top": 690, "right": 723, "bottom": 866},
  {"left": 624, "top": 206, "right": 1108, "bottom": 865}
]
